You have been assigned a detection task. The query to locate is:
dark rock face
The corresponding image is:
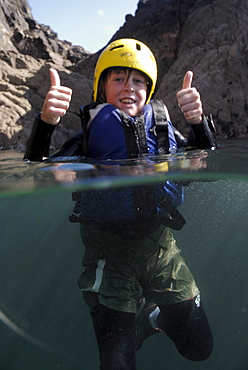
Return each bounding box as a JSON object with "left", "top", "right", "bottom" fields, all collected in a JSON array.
[
  {"left": 155, "top": 0, "right": 248, "bottom": 139},
  {"left": 0, "top": 0, "right": 92, "bottom": 151},
  {"left": 0, "top": 0, "right": 248, "bottom": 151}
]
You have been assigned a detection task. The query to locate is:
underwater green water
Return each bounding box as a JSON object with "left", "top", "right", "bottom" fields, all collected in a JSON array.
[{"left": 1, "top": 141, "right": 248, "bottom": 370}]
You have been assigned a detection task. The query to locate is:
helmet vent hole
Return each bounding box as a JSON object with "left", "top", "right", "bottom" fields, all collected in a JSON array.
[
  {"left": 110, "top": 45, "right": 124, "bottom": 51},
  {"left": 136, "top": 43, "right": 141, "bottom": 51}
]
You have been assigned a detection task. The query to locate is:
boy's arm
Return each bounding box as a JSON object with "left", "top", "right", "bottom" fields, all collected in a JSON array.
[
  {"left": 23, "top": 114, "right": 56, "bottom": 161},
  {"left": 24, "top": 69, "right": 72, "bottom": 161},
  {"left": 24, "top": 114, "right": 84, "bottom": 161}
]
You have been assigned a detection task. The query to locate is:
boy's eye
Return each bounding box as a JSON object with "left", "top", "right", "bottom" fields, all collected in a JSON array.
[
  {"left": 134, "top": 78, "right": 146, "bottom": 85},
  {"left": 112, "top": 76, "right": 125, "bottom": 82}
]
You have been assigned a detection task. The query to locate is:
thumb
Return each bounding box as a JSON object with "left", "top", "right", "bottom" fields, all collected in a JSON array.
[
  {"left": 49, "top": 68, "right": 61, "bottom": 87},
  {"left": 182, "top": 71, "right": 193, "bottom": 90}
]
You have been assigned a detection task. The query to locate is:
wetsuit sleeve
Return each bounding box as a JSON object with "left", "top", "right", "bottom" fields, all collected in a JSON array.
[
  {"left": 24, "top": 114, "right": 84, "bottom": 161},
  {"left": 187, "top": 115, "right": 217, "bottom": 149},
  {"left": 23, "top": 114, "right": 56, "bottom": 161}
]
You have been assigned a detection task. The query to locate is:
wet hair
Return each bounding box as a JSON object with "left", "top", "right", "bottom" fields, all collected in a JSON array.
[{"left": 96, "top": 67, "right": 152, "bottom": 103}]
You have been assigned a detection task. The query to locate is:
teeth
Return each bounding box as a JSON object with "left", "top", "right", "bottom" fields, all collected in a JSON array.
[{"left": 121, "top": 99, "right": 134, "bottom": 104}]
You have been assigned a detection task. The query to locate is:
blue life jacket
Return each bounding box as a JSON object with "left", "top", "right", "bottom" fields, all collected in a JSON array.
[
  {"left": 79, "top": 100, "right": 179, "bottom": 159},
  {"left": 70, "top": 101, "right": 186, "bottom": 234}
]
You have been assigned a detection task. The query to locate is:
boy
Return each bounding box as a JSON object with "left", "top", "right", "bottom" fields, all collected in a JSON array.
[{"left": 25, "top": 39, "right": 215, "bottom": 369}]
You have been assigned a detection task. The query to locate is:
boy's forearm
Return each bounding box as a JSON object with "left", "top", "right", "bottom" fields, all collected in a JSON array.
[
  {"left": 23, "top": 114, "right": 56, "bottom": 161},
  {"left": 187, "top": 115, "right": 217, "bottom": 149}
]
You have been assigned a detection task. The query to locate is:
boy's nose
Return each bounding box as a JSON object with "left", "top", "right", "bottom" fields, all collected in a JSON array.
[{"left": 124, "top": 80, "right": 135, "bottom": 91}]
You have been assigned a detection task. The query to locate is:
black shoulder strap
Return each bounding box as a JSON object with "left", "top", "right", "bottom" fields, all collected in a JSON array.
[
  {"left": 79, "top": 102, "right": 100, "bottom": 156},
  {"left": 132, "top": 113, "right": 148, "bottom": 155},
  {"left": 150, "top": 100, "right": 170, "bottom": 154},
  {"left": 118, "top": 110, "right": 140, "bottom": 157}
]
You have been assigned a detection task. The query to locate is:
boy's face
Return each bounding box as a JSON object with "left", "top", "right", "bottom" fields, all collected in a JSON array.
[{"left": 105, "top": 69, "right": 148, "bottom": 117}]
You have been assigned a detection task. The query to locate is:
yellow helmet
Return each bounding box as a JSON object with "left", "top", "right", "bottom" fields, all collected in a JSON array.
[{"left": 93, "top": 38, "right": 157, "bottom": 103}]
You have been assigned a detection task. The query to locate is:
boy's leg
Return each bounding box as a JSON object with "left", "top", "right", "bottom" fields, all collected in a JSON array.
[
  {"left": 90, "top": 303, "right": 137, "bottom": 370},
  {"left": 136, "top": 295, "right": 213, "bottom": 361},
  {"left": 158, "top": 295, "right": 213, "bottom": 361},
  {"left": 135, "top": 228, "right": 213, "bottom": 360}
]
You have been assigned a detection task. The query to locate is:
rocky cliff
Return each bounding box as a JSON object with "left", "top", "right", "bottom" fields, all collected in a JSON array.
[
  {"left": 0, "top": 0, "right": 92, "bottom": 151},
  {"left": 0, "top": 0, "right": 248, "bottom": 152}
]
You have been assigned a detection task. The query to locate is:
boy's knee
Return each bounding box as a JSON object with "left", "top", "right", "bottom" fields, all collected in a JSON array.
[{"left": 179, "top": 335, "right": 213, "bottom": 361}]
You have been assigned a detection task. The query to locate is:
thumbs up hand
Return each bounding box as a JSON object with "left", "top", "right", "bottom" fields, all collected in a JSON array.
[
  {"left": 41, "top": 68, "right": 72, "bottom": 125},
  {"left": 176, "top": 71, "right": 203, "bottom": 124}
]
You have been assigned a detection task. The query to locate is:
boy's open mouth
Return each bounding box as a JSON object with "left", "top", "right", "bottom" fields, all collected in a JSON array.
[{"left": 120, "top": 98, "right": 135, "bottom": 104}]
